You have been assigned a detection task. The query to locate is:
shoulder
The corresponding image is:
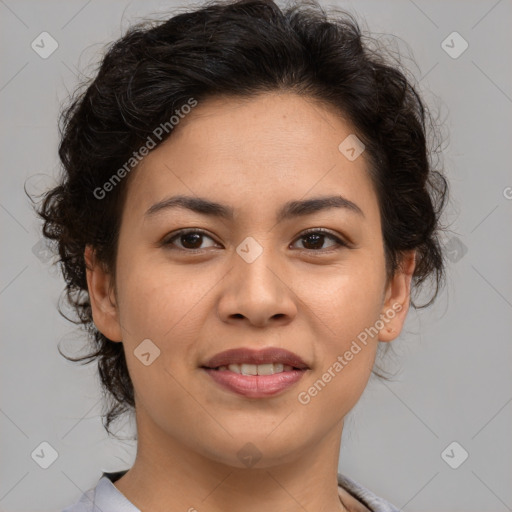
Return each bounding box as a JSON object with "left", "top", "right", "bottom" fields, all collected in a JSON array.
[
  {"left": 60, "top": 470, "right": 133, "bottom": 512},
  {"left": 337, "top": 473, "right": 400, "bottom": 512},
  {"left": 60, "top": 488, "right": 95, "bottom": 512}
]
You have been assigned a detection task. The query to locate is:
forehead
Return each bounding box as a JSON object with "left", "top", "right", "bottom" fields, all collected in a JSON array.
[{"left": 122, "top": 92, "right": 378, "bottom": 222}]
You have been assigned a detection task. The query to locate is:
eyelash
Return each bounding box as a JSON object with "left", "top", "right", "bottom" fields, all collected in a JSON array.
[{"left": 161, "top": 228, "right": 349, "bottom": 254}]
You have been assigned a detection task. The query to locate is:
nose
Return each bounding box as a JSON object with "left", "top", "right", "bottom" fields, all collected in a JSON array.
[{"left": 216, "top": 242, "right": 298, "bottom": 328}]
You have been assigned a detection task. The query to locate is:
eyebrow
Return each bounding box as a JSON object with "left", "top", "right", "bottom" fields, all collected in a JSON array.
[{"left": 144, "top": 194, "right": 364, "bottom": 222}]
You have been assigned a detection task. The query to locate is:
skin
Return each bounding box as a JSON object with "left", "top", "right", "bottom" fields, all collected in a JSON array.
[{"left": 85, "top": 91, "right": 415, "bottom": 512}]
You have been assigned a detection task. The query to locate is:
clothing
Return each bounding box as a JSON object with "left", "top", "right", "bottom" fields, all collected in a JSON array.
[{"left": 61, "top": 469, "right": 399, "bottom": 512}]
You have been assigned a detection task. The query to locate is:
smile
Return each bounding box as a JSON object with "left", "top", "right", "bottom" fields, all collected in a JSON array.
[
  {"left": 201, "top": 346, "right": 309, "bottom": 398},
  {"left": 215, "top": 363, "right": 296, "bottom": 375}
]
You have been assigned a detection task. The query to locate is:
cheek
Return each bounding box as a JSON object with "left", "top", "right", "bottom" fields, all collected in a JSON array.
[
  {"left": 295, "top": 259, "right": 384, "bottom": 398},
  {"left": 303, "top": 260, "right": 386, "bottom": 342},
  {"left": 116, "top": 255, "right": 210, "bottom": 340},
  {"left": 294, "top": 271, "right": 382, "bottom": 422},
  {"left": 114, "top": 261, "right": 207, "bottom": 411}
]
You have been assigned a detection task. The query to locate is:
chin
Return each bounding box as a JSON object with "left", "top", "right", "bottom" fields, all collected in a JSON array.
[{"left": 198, "top": 432, "right": 306, "bottom": 470}]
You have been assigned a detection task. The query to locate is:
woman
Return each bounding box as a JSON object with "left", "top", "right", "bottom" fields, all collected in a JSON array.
[{"left": 37, "top": 0, "right": 447, "bottom": 510}]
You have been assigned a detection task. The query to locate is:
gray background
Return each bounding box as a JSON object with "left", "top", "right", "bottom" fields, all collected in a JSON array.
[{"left": 1, "top": 0, "right": 511, "bottom": 511}]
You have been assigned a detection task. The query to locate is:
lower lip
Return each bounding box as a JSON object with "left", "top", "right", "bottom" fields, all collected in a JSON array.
[{"left": 203, "top": 368, "right": 306, "bottom": 398}]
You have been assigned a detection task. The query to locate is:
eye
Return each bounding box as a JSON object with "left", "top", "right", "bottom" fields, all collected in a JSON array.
[
  {"left": 162, "top": 229, "right": 220, "bottom": 252},
  {"left": 291, "top": 228, "right": 348, "bottom": 252},
  {"left": 161, "top": 228, "right": 349, "bottom": 254}
]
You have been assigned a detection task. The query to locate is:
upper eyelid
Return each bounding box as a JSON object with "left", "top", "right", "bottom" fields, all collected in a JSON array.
[{"left": 165, "top": 228, "right": 218, "bottom": 243}]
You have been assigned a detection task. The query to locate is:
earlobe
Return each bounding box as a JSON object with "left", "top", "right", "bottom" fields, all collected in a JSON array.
[
  {"left": 84, "top": 245, "right": 123, "bottom": 342},
  {"left": 378, "top": 250, "right": 416, "bottom": 342}
]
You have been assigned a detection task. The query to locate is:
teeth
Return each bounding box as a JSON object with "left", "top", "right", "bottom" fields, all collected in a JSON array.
[
  {"left": 256, "top": 363, "right": 279, "bottom": 375},
  {"left": 240, "top": 363, "right": 258, "bottom": 375},
  {"left": 221, "top": 363, "right": 293, "bottom": 375}
]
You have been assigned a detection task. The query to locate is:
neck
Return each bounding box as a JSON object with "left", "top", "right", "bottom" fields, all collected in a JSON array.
[{"left": 114, "top": 411, "right": 349, "bottom": 512}]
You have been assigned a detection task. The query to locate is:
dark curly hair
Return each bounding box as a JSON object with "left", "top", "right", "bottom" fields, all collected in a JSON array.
[{"left": 29, "top": 0, "right": 448, "bottom": 437}]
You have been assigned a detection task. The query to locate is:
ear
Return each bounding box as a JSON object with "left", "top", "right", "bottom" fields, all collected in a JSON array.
[
  {"left": 378, "top": 250, "right": 416, "bottom": 342},
  {"left": 84, "top": 245, "right": 123, "bottom": 342}
]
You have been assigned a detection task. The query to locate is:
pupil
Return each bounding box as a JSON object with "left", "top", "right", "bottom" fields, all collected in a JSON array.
[
  {"left": 182, "top": 233, "right": 202, "bottom": 249},
  {"left": 305, "top": 234, "right": 323, "bottom": 249}
]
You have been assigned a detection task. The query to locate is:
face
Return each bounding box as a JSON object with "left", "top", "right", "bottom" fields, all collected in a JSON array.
[{"left": 86, "top": 92, "right": 415, "bottom": 469}]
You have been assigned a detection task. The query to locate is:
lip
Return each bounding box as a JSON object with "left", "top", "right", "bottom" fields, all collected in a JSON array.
[
  {"left": 202, "top": 347, "right": 309, "bottom": 370},
  {"left": 203, "top": 367, "right": 306, "bottom": 398},
  {"left": 201, "top": 347, "right": 309, "bottom": 399}
]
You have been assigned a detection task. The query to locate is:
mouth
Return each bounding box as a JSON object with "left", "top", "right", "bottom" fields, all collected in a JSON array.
[
  {"left": 205, "top": 362, "right": 303, "bottom": 375},
  {"left": 201, "top": 347, "right": 309, "bottom": 398},
  {"left": 202, "top": 347, "right": 309, "bottom": 370}
]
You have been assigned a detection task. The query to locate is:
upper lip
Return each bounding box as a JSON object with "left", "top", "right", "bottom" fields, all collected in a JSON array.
[{"left": 202, "top": 347, "right": 309, "bottom": 370}]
